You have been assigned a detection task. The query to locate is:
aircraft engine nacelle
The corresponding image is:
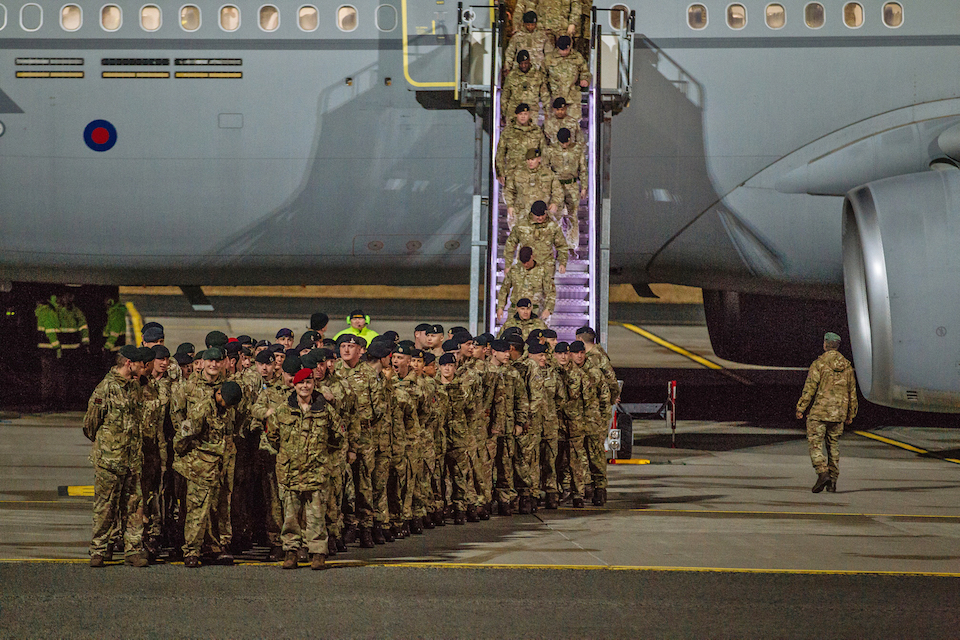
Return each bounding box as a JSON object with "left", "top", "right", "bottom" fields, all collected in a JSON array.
[{"left": 843, "top": 171, "right": 960, "bottom": 412}]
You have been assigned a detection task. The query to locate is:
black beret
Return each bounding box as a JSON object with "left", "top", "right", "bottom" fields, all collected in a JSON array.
[
  {"left": 236, "top": 335, "right": 253, "bottom": 346},
  {"left": 554, "top": 342, "right": 570, "bottom": 353},
  {"left": 139, "top": 346, "right": 156, "bottom": 363},
  {"left": 255, "top": 350, "right": 275, "bottom": 364},
  {"left": 442, "top": 339, "right": 459, "bottom": 353},
  {"left": 383, "top": 330, "right": 400, "bottom": 343},
  {"left": 281, "top": 356, "right": 302, "bottom": 375},
  {"left": 176, "top": 342, "right": 195, "bottom": 355},
  {"left": 575, "top": 326, "right": 596, "bottom": 337},
  {"left": 219, "top": 381, "right": 243, "bottom": 407},
  {"left": 367, "top": 341, "right": 393, "bottom": 360},
  {"left": 557, "top": 127, "right": 571, "bottom": 143},
  {"left": 429, "top": 324, "right": 444, "bottom": 335},
  {"left": 397, "top": 339, "right": 416, "bottom": 349},
  {"left": 284, "top": 349, "right": 300, "bottom": 361},
  {"left": 523, "top": 10, "right": 537, "bottom": 23},
  {"left": 268, "top": 343, "right": 285, "bottom": 354},
  {"left": 531, "top": 200, "right": 547, "bottom": 216},
  {"left": 517, "top": 298, "right": 532, "bottom": 308},
  {"left": 506, "top": 334, "right": 525, "bottom": 348},
  {"left": 516, "top": 50, "right": 530, "bottom": 63},
  {"left": 301, "top": 350, "right": 322, "bottom": 370},
  {"left": 515, "top": 102, "right": 530, "bottom": 114},
  {"left": 542, "top": 329, "right": 557, "bottom": 339},
  {"left": 205, "top": 331, "right": 228, "bottom": 348},
  {"left": 518, "top": 246, "right": 533, "bottom": 263},
  {"left": 569, "top": 341, "right": 586, "bottom": 353},
  {"left": 394, "top": 344, "right": 414, "bottom": 356},
  {"left": 453, "top": 332, "right": 473, "bottom": 346},
  {"left": 491, "top": 339, "right": 509, "bottom": 352},
  {"left": 422, "top": 352, "right": 436, "bottom": 365},
  {"left": 152, "top": 345, "right": 171, "bottom": 358},
  {"left": 528, "top": 342, "right": 548, "bottom": 354},
  {"left": 300, "top": 330, "right": 319, "bottom": 345},
  {"left": 415, "top": 323, "right": 432, "bottom": 333},
  {"left": 119, "top": 345, "right": 140, "bottom": 361},
  {"left": 204, "top": 347, "right": 225, "bottom": 361},
  {"left": 141, "top": 326, "right": 164, "bottom": 343},
  {"left": 224, "top": 341, "right": 242, "bottom": 356},
  {"left": 142, "top": 321, "right": 163, "bottom": 333},
  {"left": 552, "top": 96, "right": 567, "bottom": 109},
  {"left": 174, "top": 352, "right": 193, "bottom": 366},
  {"left": 337, "top": 334, "right": 367, "bottom": 348},
  {"left": 450, "top": 326, "right": 468, "bottom": 336},
  {"left": 255, "top": 339, "right": 271, "bottom": 349},
  {"left": 528, "top": 330, "right": 544, "bottom": 342},
  {"left": 439, "top": 353, "right": 457, "bottom": 366},
  {"left": 556, "top": 35, "right": 572, "bottom": 49},
  {"left": 309, "top": 312, "right": 329, "bottom": 330},
  {"left": 502, "top": 326, "right": 522, "bottom": 337},
  {"left": 322, "top": 338, "right": 338, "bottom": 349},
  {"left": 316, "top": 348, "right": 335, "bottom": 362},
  {"left": 474, "top": 334, "right": 490, "bottom": 347},
  {"left": 411, "top": 348, "right": 424, "bottom": 359}
]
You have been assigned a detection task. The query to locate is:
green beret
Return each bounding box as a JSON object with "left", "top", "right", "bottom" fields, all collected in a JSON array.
[
  {"left": 824, "top": 332, "right": 841, "bottom": 343},
  {"left": 204, "top": 347, "right": 225, "bottom": 361},
  {"left": 281, "top": 356, "right": 302, "bottom": 375},
  {"left": 205, "top": 331, "right": 229, "bottom": 348}
]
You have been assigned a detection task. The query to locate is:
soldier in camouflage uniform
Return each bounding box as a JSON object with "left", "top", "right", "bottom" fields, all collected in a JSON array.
[
  {"left": 439, "top": 353, "right": 472, "bottom": 524},
  {"left": 84, "top": 345, "right": 149, "bottom": 567},
  {"left": 498, "top": 246, "right": 556, "bottom": 322},
  {"left": 544, "top": 36, "right": 592, "bottom": 109},
  {"left": 423, "top": 353, "right": 449, "bottom": 525},
  {"left": 544, "top": 97, "right": 582, "bottom": 146},
  {"left": 141, "top": 345, "right": 173, "bottom": 559},
  {"left": 500, "top": 298, "right": 549, "bottom": 340},
  {"left": 267, "top": 369, "right": 344, "bottom": 570},
  {"left": 574, "top": 329, "right": 615, "bottom": 505},
  {"left": 515, "top": 0, "right": 580, "bottom": 48},
  {"left": 488, "top": 340, "right": 530, "bottom": 515},
  {"left": 248, "top": 350, "right": 288, "bottom": 558},
  {"left": 501, "top": 51, "right": 550, "bottom": 123},
  {"left": 173, "top": 380, "right": 242, "bottom": 567},
  {"left": 504, "top": 200, "right": 569, "bottom": 276},
  {"left": 505, "top": 11, "right": 552, "bottom": 74},
  {"left": 504, "top": 150, "right": 564, "bottom": 230},
  {"left": 229, "top": 345, "right": 261, "bottom": 553},
  {"left": 391, "top": 345, "right": 424, "bottom": 534},
  {"left": 562, "top": 341, "right": 597, "bottom": 507},
  {"left": 410, "top": 349, "right": 441, "bottom": 528},
  {"left": 544, "top": 127, "right": 587, "bottom": 252},
  {"left": 362, "top": 340, "right": 398, "bottom": 542},
  {"left": 527, "top": 341, "right": 567, "bottom": 510},
  {"left": 796, "top": 332, "right": 858, "bottom": 493},
  {"left": 496, "top": 103, "right": 548, "bottom": 189}
]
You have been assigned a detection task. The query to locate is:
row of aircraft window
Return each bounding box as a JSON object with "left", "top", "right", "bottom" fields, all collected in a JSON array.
[
  {"left": 688, "top": 2, "right": 904, "bottom": 30},
  {"left": 0, "top": 3, "right": 393, "bottom": 33}
]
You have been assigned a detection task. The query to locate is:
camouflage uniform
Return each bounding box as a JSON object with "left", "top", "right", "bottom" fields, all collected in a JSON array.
[
  {"left": 335, "top": 358, "right": 384, "bottom": 529},
  {"left": 500, "top": 64, "right": 550, "bottom": 123},
  {"left": 559, "top": 361, "right": 595, "bottom": 498},
  {"left": 441, "top": 376, "right": 473, "bottom": 512},
  {"left": 488, "top": 359, "right": 530, "bottom": 505},
  {"left": 409, "top": 372, "right": 436, "bottom": 521},
  {"left": 267, "top": 391, "right": 345, "bottom": 554},
  {"left": 543, "top": 49, "right": 592, "bottom": 108},
  {"left": 544, "top": 140, "right": 588, "bottom": 250},
  {"left": 173, "top": 395, "right": 235, "bottom": 559},
  {"left": 317, "top": 373, "right": 357, "bottom": 542},
  {"left": 141, "top": 374, "right": 172, "bottom": 548},
  {"left": 496, "top": 120, "right": 548, "bottom": 183},
  {"left": 390, "top": 375, "right": 420, "bottom": 527},
  {"left": 84, "top": 368, "right": 145, "bottom": 558},
  {"left": 504, "top": 211, "right": 570, "bottom": 274},
  {"left": 504, "top": 163, "right": 564, "bottom": 230},
  {"left": 514, "top": 0, "right": 580, "bottom": 45},
  {"left": 432, "top": 377, "right": 451, "bottom": 514},
  {"left": 797, "top": 349, "right": 858, "bottom": 480},
  {"left": 584, "top": 346, "right": 616, "bottom": 490},
  {"left": 528, "top": 359, "right": 567, "bottom": 499},
  {"left": 464, "top": 358, "right": 496, "bottom": 511},
  {"left": 544, "top": 113, "right": 583, "bottom": 146},
  {"left": 249, "top": 376, "right": 288, "bottom": 547},
  {"left": 504, "top": 28, "right": 553, "bottom": 74},
  {"left": 498, "top": 260, "right": 557, "bottom": 317},
  {"left": 228, "top": 366, "right": 260, "bottom": 549},
  {"left": 499, "top": 312, "right": 548, "bottom": 340}
]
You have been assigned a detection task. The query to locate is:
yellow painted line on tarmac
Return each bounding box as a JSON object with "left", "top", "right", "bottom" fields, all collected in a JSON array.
[
  {"left": 617, "top": 507, "right": 960, "bottom": 519},
  {"left": 855, "top": 431, "right": 960, "bottom": 465},
  {"left": 59, "top": 485, "right": 94, "bottom": 497},
  {"left": 608, "top": 459, "right": 650, "bottom": 465}
]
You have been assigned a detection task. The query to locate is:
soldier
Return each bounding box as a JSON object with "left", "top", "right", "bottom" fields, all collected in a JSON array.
[
  {"left": 544, "top": 127, "right": 588, "bottom": 253},
  {"left": 501, "top": 51, "right": 550, "bottom": 123},
  {"left": 438, "top": 353, "right": 472, "bottom": 525},
  {"left": 141, "top": 345, "right": 173, "bottom": 560},
  {"left": 267, "top": 369, "right": 343, "bottom": 570},
  {"left": 488, "top": 339, "right": 530, "bottom": 515},
  {"left": 248, "top": 349, "right": 288, "bottom": 559},
  {"left": 562, "top": 341, "right": 597, "bottom": 507},
  {"left": 544, "top": 97, "right": 582, "bottom": 146},
  {"left": 426, "top": 324, "right": 445, "bottom": 358},
  {"left": 515, "top": 0, "right": 580, "bottom": 48},
  {"left": 504, "top": 200, "right": 569, "bottom": 276},
  {"left": 796, "top": 332, "right": 858, "bottom": 493},
  {"left": 544, "top": 36, "right": 591, "bottom": 109},
  {"left": 414, "top": 323, "right": 433, "bottom": 351},
  {"left": 309, "top": 312, "right": 329, "bottom": 340},
  {"left": 500, "top": 298, "right": 548, "bottom": 340},
  {"left": 173, "top": 379, "right": 243, "bottom": 568},
  {"left": 496, "top": 104, "right": 548, "bottom": 190},
  {"left": 498, "top": 246, "right": 556, "bottom": 324},
  {"left": 572, "top": 335, "right": 612, "bottom": 505},
  {"left": 391, "top": 344, "right": 423, "bottom": 535},
  {"left": 275, "top": 328, "right": 295, "bottom": 350},
  {"left": 504, "top": 150, "right": 564, "bottom": 230},
  {"left": 84, "top": 345, "right": 149, "bottom": 568},
  {"left": 505, "top": 11, "right": 552, "bottom": 74}
]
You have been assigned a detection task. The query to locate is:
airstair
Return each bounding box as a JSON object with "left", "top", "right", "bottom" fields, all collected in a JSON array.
[{"left": 458, "top": 4, "right": 635, "bottom": 343}]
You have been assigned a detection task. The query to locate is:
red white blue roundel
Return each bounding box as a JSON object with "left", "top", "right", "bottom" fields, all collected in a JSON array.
[{"left": 84, "top": 120, "right": 117, "bottom": 152}]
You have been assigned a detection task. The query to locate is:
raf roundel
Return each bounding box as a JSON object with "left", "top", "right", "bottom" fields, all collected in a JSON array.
[{"left": 83, "top": 119, "right": 117, "bottom": 152}]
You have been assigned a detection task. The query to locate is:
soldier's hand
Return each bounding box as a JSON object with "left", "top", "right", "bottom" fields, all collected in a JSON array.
[
  {"left": 347, "top": 451, "right": 357, "bottom": 464},
  {"left": 567, "top": 24, "right": 576, "bottom": 35},
  {"left": 497, "top": 308, "right": 504, "bottom": 322},
  {"left": 507, "top": 206, "right": 514, "bottom": 217},
  {"left": 322, "top": 390, "right": 334, "bottom": 402},
  {"left": 580, "top": 79, "right": 589, "bottom": 87},
  {"left": 580, "top": 189, "right": 587, "bottom": 199},
  {"left": 558, "top": 265, "right": 566, "bottom": 274},
  {"left": 514, "top": 424, "right": 523, "bottom": 436},
  {"left": 796, "top": 411, "right": 803, "bottom": 420},
  {"left": 542, "top": 310, "right": 551, "bottom": 320},
  {"left": 845, "top": 418, "right": 853, "bottom": 425},
  {"left": 498, "top": 175, "right": 506, "bottom": 186},
  {"left": 549, "top": 204, "right": 558, "bottom": 214}
]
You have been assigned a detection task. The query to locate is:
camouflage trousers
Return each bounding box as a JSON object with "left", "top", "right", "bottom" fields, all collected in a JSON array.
[
  {"left": 182, "top": 478, "right": 218, "bottom": 558},
  {"left": 516, "top": 429, "right": 541, "bottom": 497},
  {"left": 373, "top": 447, "right": 393, "bottom": 527},
  {"left": 559, "top": 183, "right": 582, "bottom": 251},
  {"left": 412, "top": 447, "right": 432, "bottom": 519},
  {"left": 141, "top": 438, "right": 164, "bottom": 541},
  {"left": 444, "top": 447, "right": 471, "bottom": 511},
  {"left": 325, "top": 458, "right": 347, "bottom": 538},
  {"left": 389, "top": 451, "right": 411, "bottom": 526},
  {"left": 255, "top": 448, "right": 282, "bottom": 546},
  {"left": 585, "top": 433, "right": 608, "bottom": 489},
  {"left": 348, "top": 445, "right": 376, "bottom": 528},
  {"left": 279, "top": 486, "right": 327, "bottom": 554},
  {"left": 210, "top": 442, "right": 236, "bottom": 551},
  {"left": 468, "top": 443, "right": 487, "bottom": 507},
  {"left": 340, "top": 459, "right": 355, "bottom": 529},
  {"left": 432, "top": 452, "right": 447, "bottom": 514},
  {"left": 557, "top": 432, "right": 588, "bottom": 498},
  {"left": 495, "top": 435, "right": 517, "bottom": 504},
  {"left": 807, "top": 419, "right": 843, "bottom": 478},
  {"left": 539, "top": 432, "right": 560, "bottom": 496},
  {"left": 91, "top": 465, "right": 143, "bottom": 557}
]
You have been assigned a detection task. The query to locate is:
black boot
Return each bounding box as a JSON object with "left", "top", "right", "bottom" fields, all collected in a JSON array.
[
  {"left": 409, "top": 518, "right": 423, "bottom": 535},
  {"left": 812, "top": 472, "right": 831, "bottom": 493},
  {"left": 400, "top": 522, "right": 411, "bottom": 537},
  {"left": 372, "top": 526, "right": 386, "bottom": 545},
  {"left": 359, "top": 527, "right": 375, "bottom": 548},
  {"left": 827, "top": 478, "right": 837, "bottom": 493},
  {"left": 423, "top": 514, "right": 435, "bottom": 530},
  {"left": 327, "top": 536, "right": 338, "bottom": 557},
  {"left": 336, "top": 537, "right": 347, "bottom": 552},
  {"left": 383, "top": 525, "right": 395, "bottom": 542},
  {"left": 454, "top": 509, "right": 466, "bottom": 525},
  {"left": 518, "top": 496, "right": 532, "bottom": 515},
  {"left": 466, "top": 505, "right": 480, "bottom": 522},
  {"left": 499, "top": 500, "right": 513, "bottom": 516},
  {"left": 572, "top": 497, "right": 585, "bottom": 508},
  {"left": 434, "top": 510, "right": 446, "bottom": 527},
  {"left": 597, "top": 488, "right": 607, "bottom": 506},
  {"left": 592, "top": 488, "right": 604, "bottom": 506},
  {"left": 546, "top": 493, "right": 559, "bottom": 509},
  {"left": 342, "top": 525, "right": 358, "bottom": 545}
]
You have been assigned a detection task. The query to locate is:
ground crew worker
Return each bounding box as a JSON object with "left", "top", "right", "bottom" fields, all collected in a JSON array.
[
  {"left": 796, "top": 332, "right": 858, "bottom": 493},
  {"left": 334, "top": 309, "right": 381, "bottom": 343},
  {"left": 102, "top": 298, "right": 128, "bottom": 368},
  {"left": 544, "top": 97, "right": 582, "bottom": 145},
  {"left": 505, "top": 11, "right": 552, "bottom": 73},
  {"left": 544, "top": 36, "right": 591, "bottom": 108},
  {"left": 174, "top": 379, "right": 243, "bottom": 568},
  {"left": 544, "top": 127, "right": 588, "bottom": 252},
  {"left": 36, "top": 294, "right": 64, "bottom": 409},
  {"left": 515, "top": 0, "right": 580, "bottom": 47},
  {"left": 498, "top": 246, "right": 556, "bottom": 322},
  {"left": 504, "top": 150, "right": 564, "bottom": 230},
  {"left": 496, "top": 104, "right": 548, "bottom": 189},
  {"left": 84, "top": 344, "right": 149, "bottom": 568},
  {"left": 501, "top": 51, "right": 550, "bottom": 123},
  {"left": 267, "top": 369, "right": 343, "bottom": 570},
  {"left": 504, "top": 200, "right": 570, "bottom": 275}
]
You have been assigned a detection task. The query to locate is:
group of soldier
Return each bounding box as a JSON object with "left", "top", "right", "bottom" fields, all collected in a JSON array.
[{"left": 83, "top": 309, "right": 620, "bottom": 571}]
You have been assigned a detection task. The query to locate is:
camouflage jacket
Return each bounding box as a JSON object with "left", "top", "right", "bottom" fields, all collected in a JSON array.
[
  {"left": 504, "top": 213, "right": 569, "bottom": 270},
  {"left": 250, "top": 377, "right": 288, "bottom": 431},
  {"left": 83, "top": 369, "right": 144, "bottom": 473},
  {"left": 393, "top": 375, "right": 422, "bottom": 457},
  {"left": 565, "top": 363, "right": 602, "bottom": 437},
  {"left": 528, "top": 360, "right": 567, "bottom": 438},
  {"left": 586, "top": 344, "right": 619, "bottom": 404},
  {"left": 496, "top": 121, "right": 548, "bottom": 179},
  {"left": 504, "top": 28, "right": 552, "bottom": 73},
  {"left": 416, "top": 373, "right": 442, "bottom": 457},
  {"left": 544, "top": 49, "right": 592, "bottom": 102},
  {"left": 335, "top": 359, "right": 385, "bottom": 452},
  {"left": 499, "top": 313, "right": 548, "bottom": 340},
  {"left": 171, "top": 371, "right": 224, "bottom": 428},
  {"left": 440, "top": 376, "right": 472, "bottom": 449},
  {"left": 797, "top": 350, "right": 858, "bottom": 423},
  {"left": 487, "top": 360, "right": 530, "bottom": 437},
  {"left": 544, "top": 113, "right": 583, "bottom": 146},
  {"left": 316, "top": 375, "right": 357, "bottom": 462},
  {"left": 544, "top": 141, "right": 587, "bottom": 182},
  {"left": 500, "top": 65, "right": 550, "bottom": 120},
  {"left": 432, "top": 377, "right": 450, "bottom": 457},
  {"left": 504, "top": 163, "right": 563, "bottom": 216},
  {"left": 516, "top": 0, "right": 581, "bottom": 33},
  {"left": 173, "top": 395, "right": 235, "bottom": 487},
  {"left": 267, "top": 391, "right": 345, "bottom": 491},
  {"left": 142, "top": 373, "right": 172, "bottom": 445},
  {"left": 498, "top": 260, "right": 556, "bottom": 315}
]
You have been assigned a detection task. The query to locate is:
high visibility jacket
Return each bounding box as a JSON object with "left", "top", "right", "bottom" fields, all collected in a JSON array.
[
  {"left": 35, "top": 301, "right": 61, "bottom": 356},
  {"left": 103, "top": 300, "right": 128, "bottom": 352},
  {"left": 58, "top": 304, "right": 89, "bottom": 350}
]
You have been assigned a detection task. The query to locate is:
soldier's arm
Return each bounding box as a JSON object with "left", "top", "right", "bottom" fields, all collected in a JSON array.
[
  {"left": 498, "top": 269, "right": 515, "bottom": 311},
  {"left": 495, "top": 134, "right": 509, "bottom": 179},
  {"left": 82, "top": 385, "right": 106, "bottom": 441},
  {"left": 569, "top": 0, "right": 582, "bottom": 30},
  {"left": 542, "top": 268, "right": 557, "bottom": 314},
  {"left": 504, "top": 173, "right": 517, "bottom": 209},
  {"left": 504, "top": 227, "right": 520, "bottom": 267},
  {"left": 539, "top": 74, "right": 551, "bottom": 113},
  {"left": 578, "top": 52, "right": 592, "bottom": 85},
  {"left": 265, "top": 411, "right": 282, "bottom": 448},
  {"left": 796, "top": 362, "right": 822, "bottom": 415},
  {"left": 553, "top": 223, "right": 570, "bottom": 269},
  {"left": 504, "top": 37, "right": 518, "bottom": 74},
  {"left": 500, "top": 76, "right": 513, "bottom": 120},
  {"left": 513, "top": 373, "right": 530, "bottom": 428},
  {"left": 846, "top": 368, "right": 858, "bottom": 423},
  {"left": 549, "top": 172, "right": 564, "bottom": 210}
]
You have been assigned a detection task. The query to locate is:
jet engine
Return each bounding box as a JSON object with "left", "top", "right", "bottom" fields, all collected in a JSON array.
[{"left": 843, "top": 170, "right": 960, "bottom": 412}]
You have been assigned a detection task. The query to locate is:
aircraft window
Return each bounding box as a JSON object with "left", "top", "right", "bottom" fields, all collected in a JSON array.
[
  {"left": 726, "top": 4, "right": 746, "bottom": 29},
  {"left": 259, "top": 5, "right": 279, "bottom": 31},
  {"left": 298, "top": 5, "right": 318, "bottom": 31},
  {"left": 140, "top": 5, "right": 161, "bottom": 31},
  {"left": 61, "top": 5, "right": 81, "bottom": 31},
  {"left": 375, "top": 4, "right": 396, "bottom": 31},
  {"left": 0, "top": 5, "right": 5, "bottom": 31},
  {"left": 220, "top": 5, "right": 240, "bottom": 31},
  {"left": 337, "top": 6, "right": 357, "bottom": 32},
  {"left": 180, "top": 6, "right": 200, "bottom": 31},
  {"left": 765, "top": 4, "right": 785, "bottom": 29},
  {"left": 20, "top": 3, "right": 42, "bottom": 31},
  {"left": 101, "top": 5, "right": 121, "bottom": 31},
  {"left": 803, "top": 2, "right": 824, "bottom": 28},
  {"left": 843, "top": 3, "right": 863, "bottom": 28},
  {"left": 687, "top": 4, "right": 707, "bottom": 30},
  {"left": 609, "top": 4, "right": 628, "bottom": 29},
  {"left": 882, "top": 2, "right": 902, "bottom": 28}
]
